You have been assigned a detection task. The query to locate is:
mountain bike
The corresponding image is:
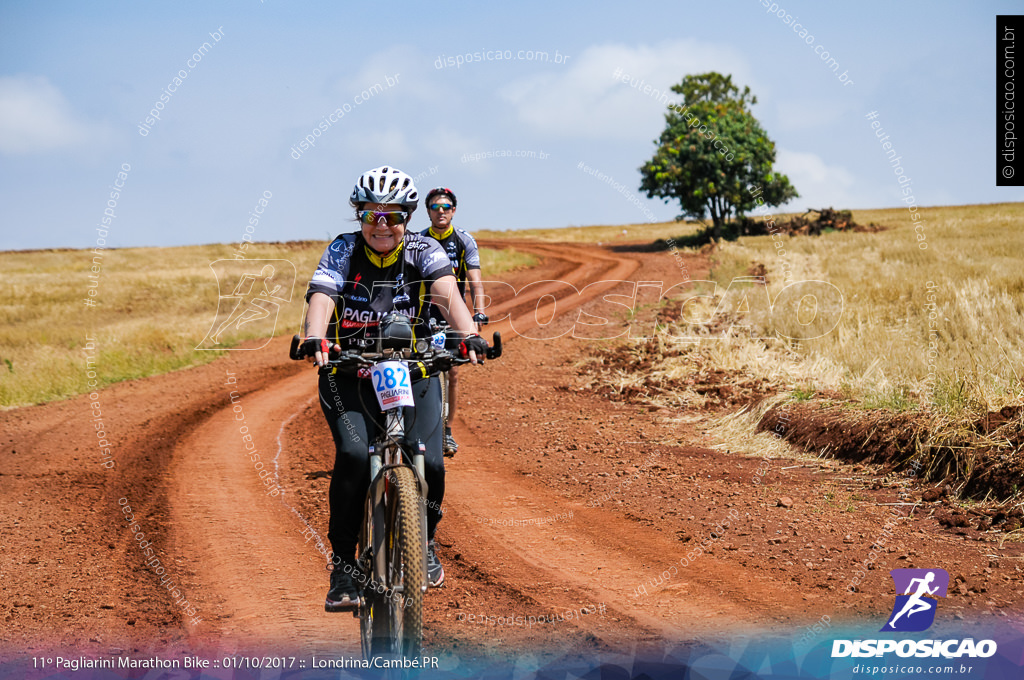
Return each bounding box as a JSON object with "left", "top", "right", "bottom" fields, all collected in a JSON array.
[{"left": 290, "top": 314, "right": 501, "bottom": 658}]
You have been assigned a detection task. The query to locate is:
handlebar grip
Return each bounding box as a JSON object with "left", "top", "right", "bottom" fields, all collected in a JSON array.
[
  {"left": 487, "top": 332, "right": 502, "bottom": 360},
  {"left": 289, "top": 334, "right": 304, "bottom": 360}
]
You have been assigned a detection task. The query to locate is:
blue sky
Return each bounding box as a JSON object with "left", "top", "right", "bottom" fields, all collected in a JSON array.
[{"left": 1, "top": 0, "right": 1019, "bottom": 250}]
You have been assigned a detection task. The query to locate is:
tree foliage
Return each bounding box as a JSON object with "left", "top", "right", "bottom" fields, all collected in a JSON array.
[{"left": 639, "top": 72, "right": 797, "bottom": 236}]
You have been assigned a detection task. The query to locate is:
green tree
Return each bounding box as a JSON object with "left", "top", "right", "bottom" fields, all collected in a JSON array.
[{"left": 639, "top": 72, "right": 797, "bottom": 238}]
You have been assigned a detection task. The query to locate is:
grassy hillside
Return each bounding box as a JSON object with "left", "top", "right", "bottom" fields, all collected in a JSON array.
[
  {"left": 475, "top": 220, "right": 704, "bottom": 244},
  {"left": 0, "top": 241, "right": 535, "bottom": 408},
  {"left": 698, "top": 203, "right": 1024, "bottom": 413}
]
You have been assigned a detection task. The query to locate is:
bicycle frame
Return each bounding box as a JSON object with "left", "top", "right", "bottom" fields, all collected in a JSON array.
[{"left": 362, "top": 407, "right": 429, "bottom": 603}]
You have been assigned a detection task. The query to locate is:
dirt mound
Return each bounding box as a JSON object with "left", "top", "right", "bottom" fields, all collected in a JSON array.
[
  {"left": 757, "top": 400, "right": 1024, "bottom": 531},
  {"left": 642, "top": 208, "right": 885, "bottom": 251},
  {"left": 735, "top": 208, "right": 884, "bottom": 237},
  {"left": 758, "top": 401, "right": 928, "bottom": 467}
]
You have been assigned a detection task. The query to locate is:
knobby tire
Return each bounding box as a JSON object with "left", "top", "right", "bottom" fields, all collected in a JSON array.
[
  {"left": 367, "top": 466, "right": 426, "bottom": 659},
  {"left": 439, "top": 371, "right": 450, "bottom": 427}
]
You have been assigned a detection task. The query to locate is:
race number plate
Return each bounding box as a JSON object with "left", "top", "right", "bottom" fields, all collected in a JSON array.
[
  {"left": 371, "top": 361, "right": 414, "bottom": 410},
  {"left": 431, "top": 331, "right": 446, "bottom": 350}
]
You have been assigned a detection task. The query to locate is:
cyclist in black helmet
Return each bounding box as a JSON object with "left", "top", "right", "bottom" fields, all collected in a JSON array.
[
  {"left": 303, "top": 167, "right": 487, "bottom": 611},
  {"left": 421, "top": 187, "right": 487, "bottom": 455}
]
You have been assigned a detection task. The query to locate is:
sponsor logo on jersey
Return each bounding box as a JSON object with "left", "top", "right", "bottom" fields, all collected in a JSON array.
[
  {"left": 340, "top": 306, "right": 417, "bottom": 328},
  {"left": 311, "top": 270, "right": 344, "bottom": 285}
]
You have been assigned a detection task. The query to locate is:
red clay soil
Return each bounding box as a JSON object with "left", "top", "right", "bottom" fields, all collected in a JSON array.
[{"left": 1, "top": 239, "right": 1022, "bottom": 671}]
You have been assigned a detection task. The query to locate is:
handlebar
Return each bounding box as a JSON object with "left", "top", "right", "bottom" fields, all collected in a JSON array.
[
  {"left": 487, "top": 331, "right": 502, "bottom": 360},
  {"left": 289, "top": 329, "right": 502, "bottom": 374}
]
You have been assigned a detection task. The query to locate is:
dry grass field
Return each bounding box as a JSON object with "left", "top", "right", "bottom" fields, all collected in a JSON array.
[
  {"left": 475, "top": 220, "right": 705, "bottom": 244},
  {"left": 5, "top": 202, "right": 1018, "bottom": 420},
  {"left": 699, "top": 203, "right": 1024, "bottom": 414},
  {"left": 503, "top": 204, "right": 1023, "bottom": 418},
  {"left": 0, "top": 241, "right": 536, "bottom": 408}
]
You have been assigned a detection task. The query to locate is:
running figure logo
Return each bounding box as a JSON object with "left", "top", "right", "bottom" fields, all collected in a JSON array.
[
  {"left": 881, "top": 568, "right": 949, "bottom": 632},
  {"left": 196, "top": 259, "right": 296, "bottom": 350}
]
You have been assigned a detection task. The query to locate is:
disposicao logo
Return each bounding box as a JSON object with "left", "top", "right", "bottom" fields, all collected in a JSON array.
[
  {"left": 881, "top": 568, "right": 949, "bottom": 632},
  {"left": 831, "top": 567, "right": 997, "bottom": 659}
]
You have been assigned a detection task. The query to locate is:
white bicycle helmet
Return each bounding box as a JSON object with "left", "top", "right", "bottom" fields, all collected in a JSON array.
[{"left": 350, "top": 166, "right": 419, "bottom": 214}]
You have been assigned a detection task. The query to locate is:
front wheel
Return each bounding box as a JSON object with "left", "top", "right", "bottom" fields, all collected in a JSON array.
[
  {"left": 358, "top": 566, "right": 389, "bottom": 659},
  {"left": 369, "top": 466, "right": 426, "bottom": 659}
]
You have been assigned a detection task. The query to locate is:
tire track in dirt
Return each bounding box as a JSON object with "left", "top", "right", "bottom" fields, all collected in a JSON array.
[
  {"left": 166, "top": 370, "right": 353, "bottom": 654},
  {"left": 482, "top": 241, "right": 639, "bottom": 331}
]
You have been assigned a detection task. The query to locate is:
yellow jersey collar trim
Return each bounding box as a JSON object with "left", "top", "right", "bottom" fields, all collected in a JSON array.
[
  {"left": 429, "top": 225, "right": 454, "bottom": 241},
  {"left": 363, "top": 241, "right": 404, "bottom": 268}
]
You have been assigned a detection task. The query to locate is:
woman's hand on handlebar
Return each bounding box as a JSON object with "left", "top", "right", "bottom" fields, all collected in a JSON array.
[
  {"left": 460, "top": 334, "right": 489, "bottom": 364},
  {"left": 301, "top": 336, "right": 340, "bottom": 367}
]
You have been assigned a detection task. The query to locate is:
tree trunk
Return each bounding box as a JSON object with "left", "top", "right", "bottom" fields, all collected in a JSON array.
[{"left": 709, "top": 197, "right": 723, "bottom": 239}]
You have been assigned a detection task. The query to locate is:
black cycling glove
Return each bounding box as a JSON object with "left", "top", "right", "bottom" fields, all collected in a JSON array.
[
  {"left": 459, "top": 334, "right": 489, "bottom": 360},
  {"left": 301, "top": 336, "right": 332, "bottom": 358}
]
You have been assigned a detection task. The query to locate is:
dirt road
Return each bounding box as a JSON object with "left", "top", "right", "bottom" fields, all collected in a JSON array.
[{"left": 1, "top": 240, "right": 1021, "bottom": 669}]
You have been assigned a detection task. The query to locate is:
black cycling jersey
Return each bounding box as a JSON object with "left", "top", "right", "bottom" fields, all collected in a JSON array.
[
  {"left": 420, "top": 225, "right": 480, "bottom": 298},
  {"left": 421, "top": 225, "right": 480, "bottom": 323},
  {"left": 306, "top": 232, "right": 455, "bottom": 348}
]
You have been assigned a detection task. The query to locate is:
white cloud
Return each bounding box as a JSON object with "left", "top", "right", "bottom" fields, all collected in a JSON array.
[
  {"left": 775, "top": 147, "right": 858, "bottom": 209},
  {"left": 498, "top": 40, "right": 753, "bottom": 140},
  {"left": 0, "top": 76, "right": 98, "bottom": 154}
]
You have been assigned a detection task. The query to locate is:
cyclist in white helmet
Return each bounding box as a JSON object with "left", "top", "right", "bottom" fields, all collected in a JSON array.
[{"left": 303, "top": 166, "right": 486, "bottom": 610}]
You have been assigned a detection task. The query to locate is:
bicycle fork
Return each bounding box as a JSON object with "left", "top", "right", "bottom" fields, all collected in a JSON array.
[{"left": 368, "top": 409, "right": 429, "bottom": 595}]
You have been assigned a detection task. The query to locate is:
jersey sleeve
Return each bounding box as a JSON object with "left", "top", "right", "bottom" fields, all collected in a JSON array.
[
  {"left": 459, "top": 230, "right": 481, "bottom": 270},
  {"left": 305, "top": 235, "right": 353, "bottom": 301},
  {"left": 408, "top": 235, "right": 455, "bottom": 283}
]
